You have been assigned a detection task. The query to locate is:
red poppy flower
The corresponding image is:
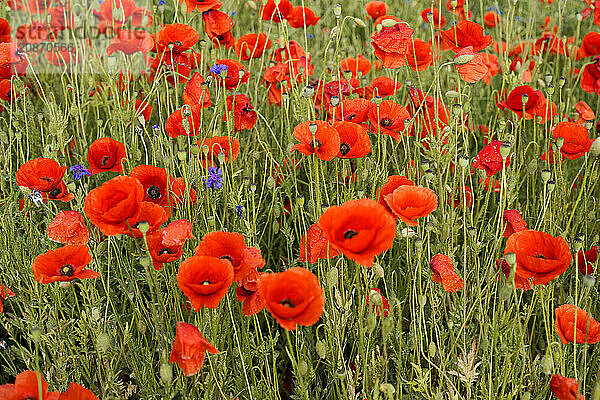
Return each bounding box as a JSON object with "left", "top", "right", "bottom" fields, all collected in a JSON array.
[
  {"left": 376, "top": 175, "right": 414, "bottom": 214},
  {"left": 178, "top": 0, "right": 221, "bottom": 13},
  {"left": 235, "top": 33, "right": 272, "bottom": 61},
  {"left": 212, "top": 59, "right": 249, "bottom": 91},
  {"left": 125, "top": 201, "right": 168, "bottom": 239},
  {"left": 194, "top": 231, "right": 264, "bottom": 283},
  {"left": 555, "top": 304, "right": 600, "bottom": 344},
  {"left": 497, "top": 85, "right": 555, "bottom": 122},
  {"left": 406, "top": 38, "right": 433, "bottom": 72},
  {"left": 198, "top": 136, "right": 241, "bottom": 169},
  {"left": 441, "top": 20, "right": 492, "bottom": 52},
  {"left": 0, "top": 18, "right": 11, "bottom": 43},
  {"left": 483, "top": 11, "right": 499, "bottom": 28},
  {"left": 287, "top": 6, "right": 319, "bottom": 29},
  {"left": 225, "top": 94, "right": 257, "bottom": 131},
  {"left": 32, "top": 245, "right": 99, "bottom": 284},
  {"left": 183, "top": 72, "right": 212, "bottom": 108},
  {"left": 454, "top": 46, "right": 488, "bottom": 83},
  {"left": 291, "top": 120, "right": 340, "bottom": 161},
  {"left": 165, "top": 104, "right": 203, "bottom": 138},
  {"left": 335, "top": 98, "right": 374, "bottom": 123},
  {"left": 575, "top": 101, "right": 595, "bottom": 124},
  {"left": 16, "top": 157, "right": 67, "bottom": 195},
  {"left": 146, "top": 220, "right": 193, "bottom": 271},
  {"left": 365, "top": 1, "right": 389, "bottom": 19},
  {"left": 84, "top": 175, "right": 144, "bottom": 236},
  {"left": 129, "top": 165, "right": 192, "bottom": 213},
  {"left": 481, "top": 53, "right": 500, "bottom": 85},
  {"left": 318, "top": 198, "right": 396, "bottom": 267},
  {"left": 299, "top": 223, "right": 341, "bottom": 264},
  {"left": 202, "top": 9, "right": 234, "bottom": 47},
  {"left": 86, "top": 137, "right": 126, "bottom": 175},
  {"left": 581, "top": 56, "right": 600, "bottom": 95},
  {"left": 370, "top": 76, "right": 401, "bottom": 97},
  {"left": 371, "top": 23, "right": 415, "bottom": 68},
  {"left": 58, "top": 383, "right": 99, "bottom": 400},
  {"left": 430, "top": 254, "right": 464, "bottom": 292},
  {"left": 578, "top": 32, "right": 600, "bottom": 59},
  {"left": 502, "top": 209, "right": 527, "bottom": 238},
  {"left": 549, "top": 374, "right": 585, "bottom": 400},
  {"left": 472, "top": 140, "right": 509, "bottom": 177},
  {"left": 176, "top": 255, "right": 234, "bottom": 311},
  {"left": 366, "top": 288, "right": 390, "bottom": 316},
  {"left": 340, "top": 55, "right": 371, "bottom": 77},
  {"left": 0, "top": 283, "right": 14, "bottom": 313},
  {"left": 260, "top": 0, "right": 292, "bottom": 22},
  {"left": 577, "top": 246, "right": 598, "bottom": 275},
  {"left": 156, "top": 23, "right": 199, "bottom": 54},
  {"left": 332, "top": 121, "right": 371, "bottom": 159},
  {"left": 368, "top": 100, "right": 411, "bottom": 141},
  {"left": 0, "top": 370, "right": 58, "bottom": 400},
  {"left": 235, "top": 273, "right": 267, "bottom": 316},
  {"left": 498, "top": 258, "right": 532, "bottom": 290},
  {"left": 99, "top": 0, "right": 136, "bottom": 29},
  {"left": 504, "top": 230, "right": 571, "bottom": 287},
  {"left": 150, "top": 51, "right": 191, "bottom": 86},
  {"left": 257, "top": 267, "right": 324, "bottom": 330},
  {"left": 106, "top": 29, "right": 154, "bottom": 55},
  {"left": 169, "top": 322, "right": 218, "bottom": 376},
  {"left": 421, "top": 7, "right": 446, "bottom": 28},
  {"left": 47, "top": 210, "right": 89, "bottom": 245},
  {"left": 552, "top": 122, "right": 593, "bottom": 160},
  {"left": 384, "top": 185, "right": 438, "bottom": 226}
]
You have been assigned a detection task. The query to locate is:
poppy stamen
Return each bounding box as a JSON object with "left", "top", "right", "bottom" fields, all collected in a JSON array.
[
  {"left": 309, "top": 139, "right": 322, "bottom": 150},
  {"left": 147, "top": 185, "right": 161, "bottom": 199},
  {"left": 533, "top": 253, "right": 548, "bottom": 259},
  {"left": 200, "top": 279, "right": 212, "bottom": 285},
  {"left": 340, "top": 142, "right": 351, "bottom": 156},
  {"left": 344, "top": 229, "right": 359, "bottom": 239},
  {"left": 380, "top": 117, "right": 393, "bottom": 127},
  {"left": 59, "top": 264, "right": 75, "bottom": 277},
  {"left": 101, "top": 155, "right": 110, "bottom": 166},
  {"left": 279, "top": 298, "right": 295, "bottom": 308},
  {"left": 48, "top": 188, "right": 61, "bottom": 198}
]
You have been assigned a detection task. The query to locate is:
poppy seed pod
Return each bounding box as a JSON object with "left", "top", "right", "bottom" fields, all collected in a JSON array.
[
  {"left": 541, "top": 354, "right": 553, "bottom": 375},
  {"left": 590, "top": 138, "right": 600, "bottom": 157},
  {"left": 541, "top": 169, "right": 551, "bottom": 183}
]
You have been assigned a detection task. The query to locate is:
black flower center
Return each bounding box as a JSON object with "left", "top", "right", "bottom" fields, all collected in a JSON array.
[
  {"left": 60, "top": 264, "right": 75, "bottom": 277},
  {"left": 346, "top": 113, "right": 356, "bottom": 121},
  {"left": 340, "top": 142, "right": 351, "bottom": 156},
  {"left": 279, "top": 298, "right": 295, "bottom": 308},
  {"left": 344, "top": 229, "right": 358, "bottom": 239},
  {"left": 380, "top": 117, "right": 393, "bottom": 127},
  {"left": 533, "top": 253, "right": 548, "bottom": 259},
  {"left": 48, "top": 188, "right": 61, "bottom": 198},
  {"left": 101, "top": 155, "right": 111, "bottom": 166},
  {"left": 41, "top": 177, "right": 52, "bottom": 182},
  {"left": 220, "top": 255, "right": 234, "bottom": 263},
  {"left": 146, "top": 185, "right": 161, "bottom": 199},
  {"left": 159, "top": 247, "right": 173, "bottom": 255},
  {"left": 310, "top": 139, "right": 322, "bottom": 150}
]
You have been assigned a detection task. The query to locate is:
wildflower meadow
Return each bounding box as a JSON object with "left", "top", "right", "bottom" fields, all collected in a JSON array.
[{"left": 1, "top": 0, "right": 600, "bottom": 398}]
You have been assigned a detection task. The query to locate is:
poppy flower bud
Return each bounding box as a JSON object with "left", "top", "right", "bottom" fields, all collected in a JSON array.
[
  {"left": 160, "top": 363, "right": 172, "bottom": 384},
  {"left": 354, "top": 18, "right": 366, "bottom": 27},
  {"left": 590, "top": 138, "right": 600, "bottom": 157},
  {"left": 96, "top": 332, "right": 111, "bottom": 352},
  {"left": 372, "top": 262, "right": 385, "bottom": 278},
  {"left": 458, "top": 156, "right": 469, "bottom": 168},
  {"left": 541, "top": 169, "right": 551, "bottom": 183},
  {"left": 366, "top": 312, "right": 377, "bottom": 334},
  {"left": 381, "top": 18, "right": 399, "bottom": 27},
  {"left": 428, "top": 341, "right": 437, "bottom": 357},
  {"left": 316, "top": 340, "right": 327, "bottom": 359},
  {"left": 453, "top": 53, "right": 475, "bottom": 65},
  {"left": 540, "top": 353, "right": 553, "bottom": 375},
  {"left": 297, "top": 360, "right": 309, "bottom": 376},
  {"left": 380, "top": 383, "right": 395, "bottom": 395},
  {"left": 381, "top": 317, "right": 394, "bottom": 338},
  {"left": 31, "top": 327, "right": 42, "bottom": 344},
  {"left": 583, "top": 274, "right": 596, "bottom": 289},
  {"left": 266, "top": 176, "right": 276, "bottom": 190},
  {"left": 327, "top": 266, "right": 339, "bottom": 287},
  {"left": 59, "top": 281, "right": 71, "bottom": 289},
  {"left": 499, "top": 282, "right": 513, "bottom": 301}
]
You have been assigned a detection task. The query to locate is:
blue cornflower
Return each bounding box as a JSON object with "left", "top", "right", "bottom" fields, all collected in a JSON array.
[
  {"left": 158, "top": 0, "right": 165, "bottom": 4},
  {"left": 210, "top": 64, "right": 228, "bottom": 75},
  {"left": 70, "top": 165, "right": 91, "bottom": 181},
  {"left": 29, "top": 189, "right": 44, "bottom": 207},
  {"left": 230, "top": 11, "right": 237, "bottom": 16},
  {"left": 153, "top": 124, "right": 159, "bottom": 131},
  {"left": 308, "top": 34, "right": 314, "bottom": 39},
  {"left": 205, "top": 167, "right": 223, "bottom": 189},
  {"left": 235, "top": 204, "right": 243, "bottom": 219}
]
